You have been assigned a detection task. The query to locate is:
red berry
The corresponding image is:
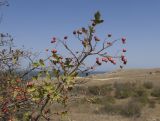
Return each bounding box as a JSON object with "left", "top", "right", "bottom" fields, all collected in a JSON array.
[
  {"left": 77, "top": 30, "right": 82, "bottom": 34},
  {"left": 102, "top": 57, "right": 108, "bottom": 62},
  {"left": 121, "top": 37, "right": 126, "bottom": 44},
  {"left": 123, "top": 60, "right": 127, "bottom": 65},
  {"left": 107, "top": 42, "right": 112, "bottom": 46},
  {"left": 108, "top": 57, "right": 113, "bottom": 61},
  {"left": 108, "top": 34, "right": 112, "bottom": 37},
  {"left": 26, "top": 82, "right": 33, "bottom": 87},
  {"left": 121, "top": 55, "right": 125, "bottom": 61},
  {"left": 16, "top": 79, "right": 21, "bottom": 83},
  {"left": 73, "top": 31, "right": 76, "bottom": 35},
  {"left": 92, "top": 23, "right": 95, "bottom": 26},
  {"left": 112, "top": 60, "right": 116, "bottom": 65},
  {"left": 51, "top": 40, "right": 55, "bottom": 43},
  {"left": 52, "top": 49, "right": 57, "bottom": 53},
  {"left": 51, "top": 37, "right": 56, "bottom": 43},
  {"left": 64, "top": 36, "right": 68, "bottom": 40},
  {"left": 96, "top": 57, "right": 99, "bottom": 61},
  {"left": 96, "top": 61, "right": 102, "bottom": 65},
  {"left": 123, "top": 48, "right": 127, "bottom": 52},
  {"left": 94, "top": 36, "right": 100, "bottom": 41}
]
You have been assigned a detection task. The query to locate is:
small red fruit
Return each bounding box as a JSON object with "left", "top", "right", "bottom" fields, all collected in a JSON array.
[
  {"left": 16, "top": 79, "right": 21, "bottom": 83},
  {"left": 52, "top": 49, "right": 57, "bottom": 53},
  {"left": 121, "top": 37, "right": 126, "bottom": 44},
  {"left": 92, "top": 23, "right": 96, "bottom": 26},
  {"left": 108, "top": 34, "right": 112, "bottom": 37},
  {"left": 94, "top": 36, "right": 100, "bottom": 41},
  {"left": 51, "top": 37, "right": 56, "bottom": 43},
  {"left": 107, "top": 42, "right": 112, "bottom": 46},
  {"left": 26, "top": 82, "right": 33, "bottom": 87},
  {"left": 77, "top": 30, "right": 82, "bottom": 34},
  {"left": 123, "top": 49, "right": 127, "bottom": 52},
  {"left": 73, "top": 31, "right": 76, "bottom": 35},
  {"left": 96, "top": 58, "right": 101, "bottom": 65},
  {"left": 108, "top": 57, "right": 113, "bottom": 61},
  {"left": 102, "top": 57, "right": 108, "bottom": 62},
  {"left": 123, "top": 59, "right": 127, "bottom": 65},
  {"left": 64, "top": 36, "right": 68, "bottom": 40},
  {"left": 112, "top": 60, "right": 116, "bottom": 65}
]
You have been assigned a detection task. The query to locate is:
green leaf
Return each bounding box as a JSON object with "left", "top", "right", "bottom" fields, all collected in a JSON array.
[
  {"left": 46, "top": 71, "right": 51, "bottom": 80},
  {"left": 33, "top": 62, "right": 39, "bottom": 67},
  {"left": 32, "top": 76, "right": 38, "bottom": 80},
  {"left": 94, "top": 11, "right": 101, "bottom": 20},
  {"left": 13, "top": 91, "right": 18, "bottom": 98},
  {"left": 27, "top": 87, "right": 36, "bottom": 92},
  {"left": 39, "top": 59, "right": 45, "bottom": 67}
]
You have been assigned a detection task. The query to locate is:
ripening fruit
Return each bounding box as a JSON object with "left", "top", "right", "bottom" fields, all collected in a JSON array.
[
  {"left": 123, "top": 59, "right": 127, "bottom": 65},
  {"left": 102, "top": 57, "right": 108, "bottom": 62},
  {"left": 96, "top": 57, "right": 99, "bottom": 61},
  {"left": 91, "top": 66, "right": 94, "bottom": 69},
  {"left": 26, "top": 82, "right": 33, "bottom": 87},
  {"left": 123, "top": 48, "right": 127, "bottom": 52},
  {"left": 96, "top": 61, "right": 102, "bottom": 65},
  {"left": 107, "top": 42, "right": 112, "bottom": 46},
  {"left": 94, "top": 36, "right": 100, "bottom": 41},
  {"left": 52, "top": 49, "right": 57, "bottom": 53},
  {"left": 121, "top": 55, "right": 125, "bottom": 61},
  {"left": 77, "top": 30, "right": 82, "bottom": 34},
  {"left": 64, "top": 36, "right": 68, "bottom": 40},
  {"left": 51, "top": 37, "right": 56, "bottom": 43},
  {"left": 111, "top": 60, "right": 116, "bottom": 65},
  {"left": 108, "top": 34, "right": 112, "bottom": 37},
  {"left": 96, "top": 57, "right": 102, "bottom": 65},
  {"left": 73, "top": 31, "right": 76, "bottom": 35},
  {"left": 51, "top": 40, "right": 56, "bottom": 43},
  {"left": 121, "top": 37, "right": 126, "bottom": 44},
  {"left": 16, "top": 79, "right": 21, "bottom": 83},
  {"left": 108, "top": 57, "right": 113, "bottom": 61}
]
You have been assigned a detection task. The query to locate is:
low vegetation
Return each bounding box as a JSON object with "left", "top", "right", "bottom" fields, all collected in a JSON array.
[{"left": 73, "top": 80, "right": 160, "bottom": 118}]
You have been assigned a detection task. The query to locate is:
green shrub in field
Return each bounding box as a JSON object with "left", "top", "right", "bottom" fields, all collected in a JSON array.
[
  {"left": 100, "top": 99, "right": 142, "bottom": 117},
  {"left": 88, "top": 84, "right": 113, "bottom": 96},
  {"left": 133, "top": 86, "right": 149, "bottom": 106},
  {"left": 114, "top": 82, "right": 135, "bottom": 99},
  {"left": 148, "top": 99, "right": 156, "bottom": 108},
  {"left": 120, "top": 100, "right": 142, "bottom": 117},
  {"left": 100, "top": 103, "right": 121, "bottom": 115},
  {"left": 143, "top": 81, "right": 153, "bottom": 89},
  {"left": 151, "top": 87, "right": 160, "bottom": 97},
  {"left": 88, "top": 86, "right": 101, "bottom": 95},
  {"left": 93, "top": 96, "right": 115, "bottom": 105}
]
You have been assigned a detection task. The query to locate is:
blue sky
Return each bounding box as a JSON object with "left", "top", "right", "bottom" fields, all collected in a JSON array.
[{"left": 0, "top": 0, "right": 160, "bottom": 71}]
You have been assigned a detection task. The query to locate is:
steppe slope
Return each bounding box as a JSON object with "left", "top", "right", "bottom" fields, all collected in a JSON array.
[{"left": 68, "top": 68, "right": 160, "bottom": 121}]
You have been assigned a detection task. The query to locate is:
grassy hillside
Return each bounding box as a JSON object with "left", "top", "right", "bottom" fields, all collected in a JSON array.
[{"left": 64, "top": 68, "right": 160, "bottom": 121}]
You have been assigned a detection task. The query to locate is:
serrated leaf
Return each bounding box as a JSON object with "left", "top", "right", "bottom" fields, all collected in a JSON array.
[
  {"left": 94, "top": 11, "right": 101, "bottom": 20},
  {"left": 13, "top": 91, "right": 18, "bottom": 98},
  {"left": 39, "top": 59, "right": 45, "bottom": 67},
  {"left": 46, "top": 71, "right": 51, "bottom": 80},
  {"left": 33, "top": 62, "right": 39, "bottom": 67},
  {"left": 32, "top": 76, "right": 38, "bottom": 80},
  {"left": 27, "top": 87, "right": 36, "bottom": 92}
]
